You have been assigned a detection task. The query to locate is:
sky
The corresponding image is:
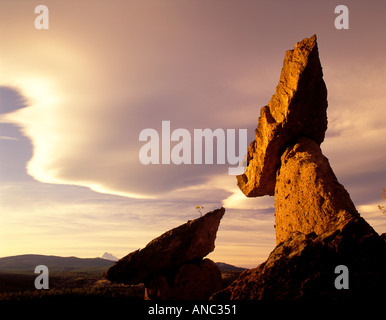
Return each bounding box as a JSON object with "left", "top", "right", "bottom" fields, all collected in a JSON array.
[{"left": 0, "top": 0, "right": 386, "bottom": 268}]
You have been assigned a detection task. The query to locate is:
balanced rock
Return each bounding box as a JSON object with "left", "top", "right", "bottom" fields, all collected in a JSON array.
[
  {"left": 274, "top": 137, "right": 359, "bottom": 244},
  {"left": 212, "top": 35, "right": 386, "bottom": 300},
  {"left": 237, "top": 34, "right": 327, "bottom": 197},
  {"left": 105, "top": 208, "right": 225, "bottom": 299}
]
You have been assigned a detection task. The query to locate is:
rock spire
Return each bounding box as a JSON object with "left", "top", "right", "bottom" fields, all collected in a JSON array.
[{"left": 212, "top": 35, "right": 386, "bottom": 300}]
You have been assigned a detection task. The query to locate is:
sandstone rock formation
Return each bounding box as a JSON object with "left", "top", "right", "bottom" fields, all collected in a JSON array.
[
  {"left": 213, "top": 217, "right": 386, "bottom": 300},
  {"left": 105, "top": 208, "right": 224, "bottom": 300},
  {"left": 212, "top": 35, "right": 386, "bottom": 300},
  {"left": 274, "top": 137, "right": 359, "bottom": 243},
  {"left": 237, "top": 34, "right": 327, "bottom": 198}
]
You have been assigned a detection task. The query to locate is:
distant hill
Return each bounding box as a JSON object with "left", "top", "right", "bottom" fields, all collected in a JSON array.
[
  {"left": 0, "top": 254, "right": 115, "bottom": 274},
  {"left": 0, "top": 254, "right": 247, "bottom": 275},
  {"left": 215, "top": 262, "right": 247, "bottom": 272}
]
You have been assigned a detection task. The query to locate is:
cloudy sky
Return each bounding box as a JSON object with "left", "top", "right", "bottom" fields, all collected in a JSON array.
[{"left": 1, "top": 0, "right": 386, "bottom": 268}]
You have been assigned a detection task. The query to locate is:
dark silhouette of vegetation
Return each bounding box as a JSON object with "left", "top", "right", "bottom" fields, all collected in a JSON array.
[
  {"left": 0, "top": 256, "right": 245, "bottom": 301},
  {"left": 0, "top": 286, "right": 144, "bottom": 301},
  {"left": 0, "top": 271, "right": 144, "bottom": 301},
  {"left": 195, "top": 205, "right": 204, "bottom": 216},
  {"left": 379, "top": 187, "right": 386, "bottom": 214}
]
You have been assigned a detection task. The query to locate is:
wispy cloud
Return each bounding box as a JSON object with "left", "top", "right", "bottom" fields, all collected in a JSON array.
[
  {"left": 1, "top": 1, "right": 386, "bottom": 265},
  {"left": 0, "top": 136, "right": 18, "bottom": 141}
]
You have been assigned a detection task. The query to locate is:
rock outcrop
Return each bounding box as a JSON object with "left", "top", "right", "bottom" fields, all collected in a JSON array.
[
  {"left": 212, "top": 35, "right": 386, "bottom": 300},
  {"left": 145, "top": 258, "right": 222, "bottom": 300},
  {"left": 213, "top": 217, "right": 386, "bottom": 300},
  {"left": 237, "top": 34, "right": 327, "bottom": 197},
  {"left": 105, "top": 208, "right": 224, "bottom": 300},
  {"left": 274, "top": 137, "right": 359, "bottom": 243}
]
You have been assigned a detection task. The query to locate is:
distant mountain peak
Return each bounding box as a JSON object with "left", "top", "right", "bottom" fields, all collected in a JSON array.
[{"left": 100, "top": 252, "right": 118, "bottom": 262}]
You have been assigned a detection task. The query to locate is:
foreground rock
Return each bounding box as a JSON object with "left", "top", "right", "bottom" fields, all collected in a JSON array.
[
  {"left": 105, "top": 208, "right": 225, "bottom": 299},
  {"left": 213, "top": 35, "right": 386, "bottom": 300},
  {"left": 213, "top": 217, "right": 386, "bottom": 300},
  {"left": 145, "top": 258, "right": 222, "bottom": 300}
]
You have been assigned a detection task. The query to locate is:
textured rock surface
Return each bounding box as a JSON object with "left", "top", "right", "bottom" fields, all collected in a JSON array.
[
  {"left": 105, "top": 208, "right": 224, "bottom": 285},
  {"left": 212, "top": 217, "right": 386, "bottom": 300},
  {"left": 145, "top": 258, "right": 222, "bottom": 300},
  {"left": 237, "top": 34, "right": 327, "bottom": 197},
  {"left": 214, "top": 35, "right": 386, "bottom": 300},
  {"left": 274, "top": 137, "right": 359, "bottom": 244}
]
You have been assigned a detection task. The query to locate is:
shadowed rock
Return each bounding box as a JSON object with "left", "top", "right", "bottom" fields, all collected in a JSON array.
[
  {"left": 212, "top": 217, "right": 386, "bottom": 300},
  {"left": 105, "top": 208, "right": 225, "bottom": 299},
  {"left": 145, "top": 258, "right": 222, "bottom": 300},
  {"left": 105, "top": 208, "right": 224, "bottom": 285}
]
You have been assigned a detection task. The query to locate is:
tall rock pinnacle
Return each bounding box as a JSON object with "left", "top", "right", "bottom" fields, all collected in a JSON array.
[
  {"left": 237, "top": 34, "right": 327, "bottom": 197},
  {"left": 212, "top": 35, "right": 386, "bottom": 300},
  {"left": 237, "top": 34, "right": 359, "bottom": 244}
]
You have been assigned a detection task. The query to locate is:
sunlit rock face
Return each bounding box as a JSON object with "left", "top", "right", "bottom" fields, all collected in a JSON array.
[
  {"left": 274, "top": 137, "right": 359, "bottom": 244},
  {"left": 237, "top": 34, "right": 360, "bottom": 244},
  {"left": 212, "top": 35, "right": 386, "bottom": 300},
  {"left": 237, "top": 34, "right": 327, "bottom": 198}
]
